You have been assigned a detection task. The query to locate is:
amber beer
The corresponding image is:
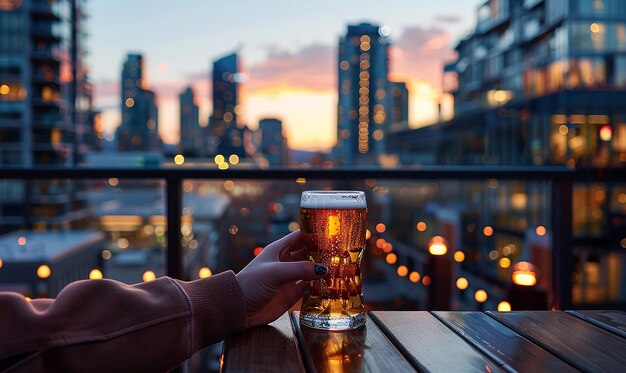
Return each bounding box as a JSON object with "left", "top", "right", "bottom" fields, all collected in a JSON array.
[{"left": 299, "top": 191, "right": 367, "bottom": 330}]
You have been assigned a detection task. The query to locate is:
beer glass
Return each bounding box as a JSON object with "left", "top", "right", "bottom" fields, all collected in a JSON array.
[{"left": 299, "top": 191, "right": 367, "bottom": 330}]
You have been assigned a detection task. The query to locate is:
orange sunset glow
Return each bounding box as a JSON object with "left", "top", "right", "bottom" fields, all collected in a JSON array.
[{"left": 94, "top": 13, "right": 468, "bottom": 150}]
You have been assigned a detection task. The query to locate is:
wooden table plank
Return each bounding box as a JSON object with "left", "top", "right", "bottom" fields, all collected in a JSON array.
[
  {"left": 487, "top": 311, "right": 626, "bottom": 373},
  {"left": 291, "top": 311, "right": 415, "bottom": 373},
  {"left": 566, "top": 310, "right": 626, "bottom": 338},
  {"left": 221, "top": 313, "right": 304, "bottom": 372},
  {"left": 433, "top": 311, "right": 577, "bottom": 373},
  {"left": 371, "top": 311, "right": 504, "bottom": 373}
]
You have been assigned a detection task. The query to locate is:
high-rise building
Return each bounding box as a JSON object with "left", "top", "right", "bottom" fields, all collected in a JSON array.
[
  {"left": 388, "top": 0, "right": 626, "bottom": 309},
  {"left": 116, "top": 53, "right": 161, "bottom": 151},
  {"left": 387, "top": 81, "right": 409, "bottom": 133},
  {"left": 208, "top": 52, "right": 244, "bottom": 158},
  {"left": 441, "top": 0, "right": 626, "bottom": 167},
  {"left": 335, "top": 23, "right": 391, "bottom": 165},
  {"left": 179, "top": 86, "right": 202, "bottom": 156},
  {"left": 258, "top": 118, "right": 287, "bottom": 165},
  {"left": 0, "top": 0, "right": 93, "bottom": 233}
]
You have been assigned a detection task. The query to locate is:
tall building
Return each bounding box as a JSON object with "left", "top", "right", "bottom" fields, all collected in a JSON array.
[
  {"left": 116, "top": 53, "right": 161, "bottom": 151},
  {"left": 208, "top": 52, "right": 245, "bottom": 158},
  {"left": 179, "top": 86, "right": 202, "bottom": 156},
  {"left": 0, "top": 0, "right": 93, "bottom": 233},
  {"left": 388, "top": 81, "right": 409, "bottom": 133},
  {"left": 258, "top": 118, "right": 288, "bottom": 165},
  {"left": 335, "top": 23, "right": 391, "bottom": 165},
  {"left": 388, "top": 0, "right": 626, "bottom": 308},
  {"left": 441, "top": 0, "right": 626, "bottom": 167}
]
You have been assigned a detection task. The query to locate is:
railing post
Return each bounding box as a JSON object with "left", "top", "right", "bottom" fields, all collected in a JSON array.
[
  {"left": 551, "top": 179, "right": 573, "bottom": 310},
  {"left": 166, "top": 177, "right": 183, "bottom": 279}
]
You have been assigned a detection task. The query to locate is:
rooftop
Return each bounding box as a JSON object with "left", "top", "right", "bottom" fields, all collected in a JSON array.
[{"left": 0, "top": 230, "right": 105, "bottom": 263}]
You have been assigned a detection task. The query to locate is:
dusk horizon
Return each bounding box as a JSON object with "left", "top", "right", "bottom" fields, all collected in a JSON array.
[{"left": 90, "top": 0, "right": 480, "bottom": 150}]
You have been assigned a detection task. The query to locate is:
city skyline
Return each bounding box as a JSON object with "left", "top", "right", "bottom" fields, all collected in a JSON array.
[{"left": 90, "top": 0, "right": 480, "bottom": 150}]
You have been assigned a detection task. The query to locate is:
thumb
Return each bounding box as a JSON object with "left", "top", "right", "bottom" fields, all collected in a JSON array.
[{"left": 272, "top": 261, "right": 328, "bottom": 284}]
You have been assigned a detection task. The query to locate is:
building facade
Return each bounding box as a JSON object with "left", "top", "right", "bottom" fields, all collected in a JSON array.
[
  {"left": 179, "top": 86, "right": 202, "bottom": 156},
  {"left": 258, "top": 118, "right": 287, "bottom": 166},
  {"left": 208, "top": 52, "right": 245, "bottom": 158},
  {"left": 442, "top": 0, "right": 626, "bottom": 167},
  {"left": 388, "top": 81, "right": 409, "bottom": 133},
  {"left": 0, "top": 0, "right": 94, "bottom": 233},
  {"left": 116, "top": 53, "right": 161, "bottom": 151},
  {"left": 335, "top": 23, "right": 391, "bottom": 165},
  {"left": 387, "top": 0, "right": 626, "bottom": 309}
]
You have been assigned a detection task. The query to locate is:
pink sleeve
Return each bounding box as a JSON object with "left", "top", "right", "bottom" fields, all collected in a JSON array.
[{"left": 0, "top": 271, "right": 248, "bottom": 372}]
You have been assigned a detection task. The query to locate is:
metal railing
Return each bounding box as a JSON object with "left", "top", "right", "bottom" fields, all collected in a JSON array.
[{"left": 2, "top": 165, "right": 623, "bottom": 309}]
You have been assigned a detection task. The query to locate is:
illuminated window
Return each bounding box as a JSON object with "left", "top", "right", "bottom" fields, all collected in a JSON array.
[
  {"left": 0, "top": 83, "right": 25, "bottom": 101},
  {"left": 0, "top": 0, "right": 22, "bottom": 11}
]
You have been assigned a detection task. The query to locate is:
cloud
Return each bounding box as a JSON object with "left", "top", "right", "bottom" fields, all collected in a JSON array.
[
  {"left": 435, "top": 15, "right": 463, "bottom": 24},
  {"left": 392, "top": 26, "right": 455, "bottom": 88},
  {"left": 246, "top": 43, "right": 335, "bottom": 93}
]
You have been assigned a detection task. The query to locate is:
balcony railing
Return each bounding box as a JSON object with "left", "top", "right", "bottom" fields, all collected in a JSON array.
[{"left": 1, "top": 166, "right": 624, "bottom": 310}]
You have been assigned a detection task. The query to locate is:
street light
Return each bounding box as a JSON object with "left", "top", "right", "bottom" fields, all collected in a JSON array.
[
  {"left": 428, "top": 236, "right": 448, "bottom": 256},
  {"left": 512, "top": 261, "right": 538, "bottom": 286}
]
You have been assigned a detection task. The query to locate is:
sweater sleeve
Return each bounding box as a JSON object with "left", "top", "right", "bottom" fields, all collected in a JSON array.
[{"left": 0, "top": 271, "right": 248, "bottom": 372}]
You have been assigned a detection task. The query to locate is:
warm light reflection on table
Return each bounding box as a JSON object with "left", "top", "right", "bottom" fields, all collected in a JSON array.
[{"left": 299, "top": 326, "right": 366, "bottom": 373}]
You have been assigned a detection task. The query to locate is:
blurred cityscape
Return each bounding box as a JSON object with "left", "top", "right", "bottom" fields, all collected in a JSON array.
[{"left": 1, "top": 0, "right": 626, "bottom": 341}]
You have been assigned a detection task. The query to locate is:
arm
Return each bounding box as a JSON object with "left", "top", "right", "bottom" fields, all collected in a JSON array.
[
  {"left": 0, "top": 231, "right": 325, "bottom": 372},
  {"left": 0, "top": 272, "right": 247, "bottom": 372}
]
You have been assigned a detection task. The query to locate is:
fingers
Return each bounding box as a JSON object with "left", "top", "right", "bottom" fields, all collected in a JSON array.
[
  {"left": 272, "top": 261, "right": 328, "bottom": 284},
  {"left": 263, "top": 230, "right": 302, "bottom": 259},
  {"left": 246, "top": 281, "right": 305, "bottom": 327},
  {"left": 279, "top": 281, "right": 305, "bottom": 308},
  {"left": 288, "top": 248, "right": 307, "bottom": 262}
]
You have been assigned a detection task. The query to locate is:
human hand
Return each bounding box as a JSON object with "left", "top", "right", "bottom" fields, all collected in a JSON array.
[{"left": 235, "top": 230, "right": 328, "bottom": 328}]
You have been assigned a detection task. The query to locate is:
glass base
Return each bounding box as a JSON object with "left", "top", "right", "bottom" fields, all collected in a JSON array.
[{"left": 299, "top": 312, "right": 366, "bottom": 331}]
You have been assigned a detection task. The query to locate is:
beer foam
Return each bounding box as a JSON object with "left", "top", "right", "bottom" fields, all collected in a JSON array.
[{"left": 300, "top": 191, "right": 367, "bottom": 209}]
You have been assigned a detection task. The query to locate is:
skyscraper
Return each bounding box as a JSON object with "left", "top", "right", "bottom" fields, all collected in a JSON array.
[
  {"left": 387, "top": 0, "right": 626, "bottom": 309},
  {"left": 116, "top": 53, "right": 161, "bottom": 151},
  {"left": 388, "top": 81, "right": 409, "bottom": 133},
  {"left": 0, "top": 0, "right": 93, "bottom": 233},
  {"left": 208, "top": 52, "right": 245, "bottom": 158},
  {"left": 258, "top": 118, "right": 287, "bottom": 165},
  {"left": 335, "top": 23, "right": 391, "bottom": 165},
  {"left": 179, "top": 86, "right": 202, "bottom": 155}
]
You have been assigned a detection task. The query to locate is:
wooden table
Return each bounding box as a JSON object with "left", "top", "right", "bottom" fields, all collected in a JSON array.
[{"left": 222, "top": 310, "right": 626, "bottom": 372}]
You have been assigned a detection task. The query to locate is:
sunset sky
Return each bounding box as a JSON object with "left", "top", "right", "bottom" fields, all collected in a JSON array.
[{"left": 90, "top": 0, "right": 481, "bottom": 151}]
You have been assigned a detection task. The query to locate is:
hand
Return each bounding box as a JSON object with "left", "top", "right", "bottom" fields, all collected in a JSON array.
[{"left": 235, "top": 230, "right": 328, "bottom": 328}]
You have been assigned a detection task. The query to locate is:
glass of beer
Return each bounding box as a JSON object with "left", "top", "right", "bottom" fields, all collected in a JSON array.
[{"left": 299, "top": 190, "right": 367, "bottom": 330}]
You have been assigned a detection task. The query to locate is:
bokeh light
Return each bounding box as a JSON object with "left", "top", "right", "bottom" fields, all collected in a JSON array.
[
  {"left": 385, "top": 253, "right": 397, "bottom": 264},
  {"left": 497, "top": 301, "right": 512, "bottom": 312},
  {"left": 397, "top": 265, "right": 408, "bottom": 277},
  {"left": 428, "top": 236, "right": 448, "bottom": 255},
  {"left": 453, "top": 251, "right": 465, "bottom": 262},
  {"left": 198, "top": 267, "right": 212, "bottom": 278},
  {"left": 512, "top": 261, "right": 538, "bottom": 286},
  {"left": 474, "top": 289, "right": 488, "bottom": 303},
  {"left": 89, "top": 269, "right": 103, "bottom": 280},
  {"left": 143, "top": 270, "right": 156, "bottom": 282},
  {"left": 456, "top": 277, "right": 469, "bottom": 290},
  {"left": 174, "top": 154, "right": 185, "bottom": 165},
  {"left": 37, "top": 265, "right": 51, "bottom": 279}
]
